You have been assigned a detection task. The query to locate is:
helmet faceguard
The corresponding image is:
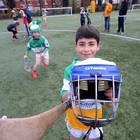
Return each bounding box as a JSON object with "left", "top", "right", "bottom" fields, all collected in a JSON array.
[{"left": 70, "top": 58, "right": 122, "bottom": 127}]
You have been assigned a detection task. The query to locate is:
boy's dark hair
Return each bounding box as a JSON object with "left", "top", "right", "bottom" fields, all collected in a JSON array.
[
  {"left": 76, "top": 25, "right": 100, "bottom": 44},
  {"left": 109, "top": 0, "right": 113, "bottom": 4}
]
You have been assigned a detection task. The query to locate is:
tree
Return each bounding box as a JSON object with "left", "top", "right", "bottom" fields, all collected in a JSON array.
[{"left": 2, "top": 0, "right": 15, "bottom": 9}]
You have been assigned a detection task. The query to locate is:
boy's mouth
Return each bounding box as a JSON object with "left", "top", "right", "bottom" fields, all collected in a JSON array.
[{"left": 83, "top": 54, "right": 92, "bottom": 57}]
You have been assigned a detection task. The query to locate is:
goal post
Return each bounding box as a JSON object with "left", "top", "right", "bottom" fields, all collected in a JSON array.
[
  {"left": 131, "top": 4, "right": 140, "bottom": 12},
  {"left": 42, "top": 7, "right": 72, "bottom": 17}
]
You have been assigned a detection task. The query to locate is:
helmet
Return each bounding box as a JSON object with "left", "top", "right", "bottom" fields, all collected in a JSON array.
[
  {"left": 30, "top": 24, "right": 40, "bottom": 33},
  {"left": 29, "top": 19, "right": 42, "bottom": 28},
  {"left": 70, "top": 58, "right": 122, "bottom": 127}
]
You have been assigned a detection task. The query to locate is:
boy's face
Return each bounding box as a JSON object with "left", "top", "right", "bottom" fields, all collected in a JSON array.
[
  {"left": 75, "top": 38, "right": 100, "bottom": 60},
  {"left": 32, "top": 32, "right": 40, "bottom": 39}
]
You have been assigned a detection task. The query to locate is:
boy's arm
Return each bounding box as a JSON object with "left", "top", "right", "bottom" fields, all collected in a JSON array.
[
  {"left": 104, "top": 88, "right": 112, "bottom": 100},
  {"left": 61, "top": 92, "right": 71, "bottom": 103},
  {"left": 103, "top": 5, "right": 107, "bottom": 16}
]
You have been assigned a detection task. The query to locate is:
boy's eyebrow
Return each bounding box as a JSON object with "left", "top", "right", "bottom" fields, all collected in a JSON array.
[
  {"left": 79, "top": 41, "right": 96, "bottom": 43},
  {"left": 78, "top": 41, "right": 85, "bottom": 44},
  {"left": 88, "top": 41, "right": 96, "bottom": 43},
  {"left": 79, "top": 41, "right": 85, "bottom": 43}
]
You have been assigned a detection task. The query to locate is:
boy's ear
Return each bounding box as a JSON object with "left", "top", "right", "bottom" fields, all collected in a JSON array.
[
  {"left": 75, "top": 42, "right": 77, "bottom": 47},
  {"left": 97, "top": 42, "right": 102, "bottom": 51}
]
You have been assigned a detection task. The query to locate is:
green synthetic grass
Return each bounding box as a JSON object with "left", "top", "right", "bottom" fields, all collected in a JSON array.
[{"left": 0, "top": 10, "right": 140, "bottom": 140}]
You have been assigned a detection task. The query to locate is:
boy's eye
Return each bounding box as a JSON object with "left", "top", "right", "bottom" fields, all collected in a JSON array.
[
  {"left": 89, "top": 43, "right": 94, "bottom": 46},
  {"left": 88, "top": 42, "right": 95, "bottom": 46},
  {"left": 78, "top": 41, "right": 96, "bottom": 47},
  {"left": 79, "top": 43, "right": 85, "bottom": 46}
]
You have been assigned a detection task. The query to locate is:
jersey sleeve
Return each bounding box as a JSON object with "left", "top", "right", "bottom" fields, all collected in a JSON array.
[
  {"left": 60, "top": 64, "right": 73, "bottom": 96},
  {"left": 44, "top": 38, "right": 50, "bottom": 48},
  {"left": 60, "top": 58, "right": 80, "bottom": 96},
  {"left": 43, "top": 37, "right": 50, "bottom": 52}
]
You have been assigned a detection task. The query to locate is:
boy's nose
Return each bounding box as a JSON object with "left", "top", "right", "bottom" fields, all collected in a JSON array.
[{"left": 84, "top": 45, "right": 90, "bottom": 51}]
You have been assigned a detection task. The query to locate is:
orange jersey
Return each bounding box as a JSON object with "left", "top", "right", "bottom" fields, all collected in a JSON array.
[
  {"left": 103, "top": 3, "right": 113, "bottom": 17},
  {"left": 66, "top": 101, "right": 103, "bottom": 131},
  {"left": 90, "top": 0, "right": 96, "bottom": 13}
]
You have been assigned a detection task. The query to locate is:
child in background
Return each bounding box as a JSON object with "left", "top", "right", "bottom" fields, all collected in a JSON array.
[
  {"left": 11, "top": 8, "right": 19, "bottom": 22},
  {"left": 103, "top": 0, "right": 113, "bottom": 32},
  {"left": 24, "top": 24, "right": 50, "bottom": 79},
  {"left": 60, "top": 25, "right": 103, "bottom": 140},
  {"left": 7, "top": 21, "right": 19, "bottom": 40},
  {"left": 19, "top": 9, "right": 30, "bottom": 36},
  {"left": 90, "top": 0, "right": 96, "bottom": 13},
  {"left": 117, "top": 0, "right": 128, "bottom": 34},
  {"left": 42, "top": 8, "right": 48, "bottom": 23},
  {"left": 21, "top": 4, "right": 32, "bottom": 24},
  {"left": 85, "top": 7, "right": 91, "bottom": 25},
  {"left": 80, "top": 7, "right": 86, "bottom": 26}
]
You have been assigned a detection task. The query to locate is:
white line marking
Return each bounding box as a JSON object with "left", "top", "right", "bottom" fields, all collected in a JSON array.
[
  {"left": 42, "top": 29, "right": 140, "bottom": 42},
  {"left": 44, "top": 29, "right": 75, "bottom": 32},
  {"left": 101, "top": 32, "right": 140, "bottom": 42},
  {"left": 44, "top": 29, "right": 140, "bottom": 42},
  {"left": 1, "top": 29, "right": 140, "bottom": 42}
]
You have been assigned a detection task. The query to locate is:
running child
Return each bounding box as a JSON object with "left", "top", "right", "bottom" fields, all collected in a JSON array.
[{"left": 24, "top": 24, "right": 50, "bottom": 79}]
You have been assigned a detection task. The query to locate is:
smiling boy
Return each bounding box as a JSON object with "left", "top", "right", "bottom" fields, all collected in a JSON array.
[{"left": 60, "top": 25, "right": 103, "bottom": 140}]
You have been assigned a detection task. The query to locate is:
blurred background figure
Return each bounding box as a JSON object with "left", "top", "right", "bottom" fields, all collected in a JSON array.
[
  {"left": 103, "top": 0, "right": 113, "bottom": 32},
  {"left": 85, "top": 7, "right": 91, "bottom": 25},
  {"left": 117, "top": 0, "right": 128, "bottom": 34},
  {"left": 90, "top": 0, "right": 96, "bottom": 13},
  {"left": 42, "top": 8, "right": 48, "bottom": 23},
  {"left": 7, "top": 21, "right": 19, "bottom": 41},
  {"left": 11, "top": 8, "right": 19, "bottom": 22},
  {"left": 80, "top": 7, "right": 86, "bottom": 26},
  {"left": 19, "top": 9, "right": 30, "bottom": 36},
  {"left": 20, "top": 4, "right": 32, "bottom": 24}
]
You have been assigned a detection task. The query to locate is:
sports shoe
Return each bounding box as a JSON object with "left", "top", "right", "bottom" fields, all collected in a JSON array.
[
  {"left": 116, "top": 31, "right": 121, "bottom": 35},
  {"left": 31, "top": 71, "right": 38, "bottom": 79},
  {"left": 13, "top": 35, "right": 18, "bottom": 39},
  {"left": 15, "top": 36, "right": 18, "bottom": 39},
  {"left": 121, "top": 32, "right": 125, "bottom": 35}
]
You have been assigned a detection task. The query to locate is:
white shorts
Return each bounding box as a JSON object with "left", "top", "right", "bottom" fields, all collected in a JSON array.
[
  {"left": 35, "top": 51, "right": 49, "bottom": 65},
  {"left": 66, "top": 120, "right": 103, "bottom": 139}
]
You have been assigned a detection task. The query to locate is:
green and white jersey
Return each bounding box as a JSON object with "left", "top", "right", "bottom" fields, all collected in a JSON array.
[
  {"left": 60, "top": 58, "right": 80, "bottom": 96},
  {"left": 27, "top": 35, "right": 50, "bottom": 53}
]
